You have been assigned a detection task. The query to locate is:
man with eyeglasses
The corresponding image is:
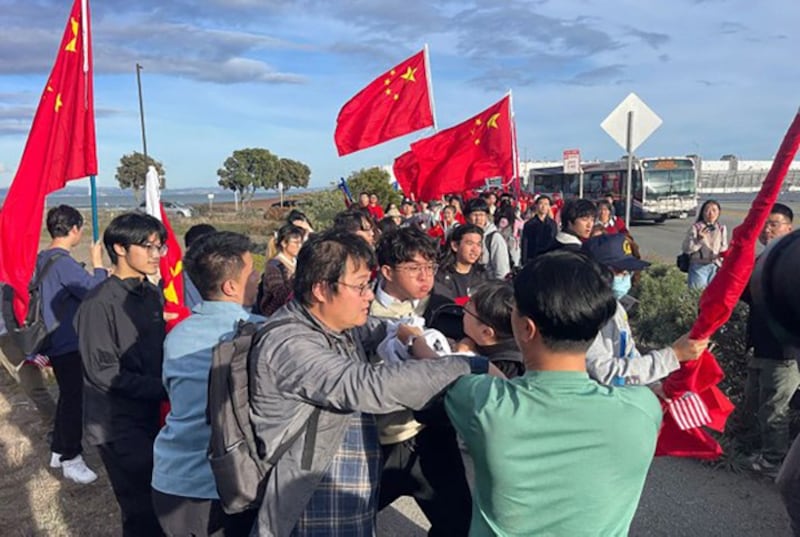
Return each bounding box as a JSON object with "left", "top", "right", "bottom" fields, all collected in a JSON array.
[
  {"left": 740, "top": 203, "right": 799, "bottom": 476},
  {"left": 75, "top": 212, "right": 169, "bottom": 536},
  {"left": 249, "top": 229, "right": 493, "bottom": 536},
  {"left": 369, "top": 226, "right": 473, "bottom": 536}
]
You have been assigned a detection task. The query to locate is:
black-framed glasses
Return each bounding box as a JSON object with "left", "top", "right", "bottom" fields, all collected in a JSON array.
[
  {"left": 134, "top": 241, "right": 168, "bottom": 256},
  {"left": 336, "top": 280, "right": 374, "bottom": 296}
]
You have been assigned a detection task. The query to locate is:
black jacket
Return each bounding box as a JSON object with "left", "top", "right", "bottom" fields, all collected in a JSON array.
[
  {"left": 476, "top": 338, "right": 525, "bottom": 378},
  {"left": 741, "top": 274, "right": 800, "bottom": 361},
  {"left": 521, "top": 216, "right": 558, "bottom": 262},
  {"left": 433, "top": 264, "right": 488, "bottom": 302},
  {"left": 75, "top": 276, "right": 167, "bottom": 445}
]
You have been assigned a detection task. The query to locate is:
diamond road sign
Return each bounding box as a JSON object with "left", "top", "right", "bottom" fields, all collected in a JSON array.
[{"left": 601, "top": 93, "right": 662, "bottom": 152}]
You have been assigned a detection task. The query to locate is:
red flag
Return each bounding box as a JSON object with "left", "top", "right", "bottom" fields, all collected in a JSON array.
[
  {"left": 393, "top": 150, "right": 420, "bottom": 198},
  {"left": 657, "top": 110, "right": 800, "bottom": 459},
  {"left": 0, "top": 0, "right": 97, "bottom": 323},
  {"left": 335, "top": 49, "right": 434, "bottom": 156},
  {"left": 158, "top": 206, "right": 190, "bottom": 332},
  {"left": 409, "top": 95, "right": 512, "bottom": 201}
]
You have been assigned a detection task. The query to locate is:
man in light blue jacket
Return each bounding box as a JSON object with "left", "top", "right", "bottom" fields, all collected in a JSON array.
[{"left": 152, "top": 231, "right": 263, "bottom": 536}]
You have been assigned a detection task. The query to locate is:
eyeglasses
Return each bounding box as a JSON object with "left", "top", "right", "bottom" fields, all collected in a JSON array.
[
  {"left": 336, "top": 280, "right": 374, "bottom": 296},
  {"left": 394, "top": 263, "right": 438, "bottom": 277},
  {"left": 134, "top": 241, "right": 168, "bottom": 256},
  {"left": 765, "top": 219, "right": 791, "bottom": 229}
]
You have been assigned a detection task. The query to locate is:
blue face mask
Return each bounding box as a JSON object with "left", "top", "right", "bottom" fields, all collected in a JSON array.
[{"left": 612, "top": 273, "right": 632, "bottom": 299}]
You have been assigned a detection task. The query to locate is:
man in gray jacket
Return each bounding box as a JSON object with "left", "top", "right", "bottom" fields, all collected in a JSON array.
[{"left": 249, "top": 230, "right": 491, "bottom": 537}]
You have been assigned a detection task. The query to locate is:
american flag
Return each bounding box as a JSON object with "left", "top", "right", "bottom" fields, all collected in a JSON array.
[{"left": 667, "top": 392, "right": 711, "bottom": 431}]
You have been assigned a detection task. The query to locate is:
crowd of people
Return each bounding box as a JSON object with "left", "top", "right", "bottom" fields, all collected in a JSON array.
[{"left": 0, "top": 188, "right": 798, "bottom": 536}]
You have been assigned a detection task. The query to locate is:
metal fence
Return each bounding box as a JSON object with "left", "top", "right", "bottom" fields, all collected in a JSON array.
[{"left": 698, "top": 170, "right": 800, "bottom": 193}]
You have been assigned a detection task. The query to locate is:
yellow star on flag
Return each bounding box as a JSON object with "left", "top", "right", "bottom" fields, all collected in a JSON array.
[
  {"left": 487, "top": 113, "right": 500, "bottom": 129},
  {"left": 400, "top": 67, "right": 417, "bottom": 83},
  {"left": 65, "top": 17, "right": 79, "bottom": 53},
  {"left": 55, "top": 93, "right": 63, "bottom": 112}
]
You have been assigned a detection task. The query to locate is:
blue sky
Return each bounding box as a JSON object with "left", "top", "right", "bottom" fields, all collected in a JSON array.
[{"left": 0, "top": 0, "right": 798, "bottom": 190}]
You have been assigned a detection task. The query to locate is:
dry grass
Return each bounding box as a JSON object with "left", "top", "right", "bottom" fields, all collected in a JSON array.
[{"left": 0, "top": 369, "right": 120, "bottom": 536}]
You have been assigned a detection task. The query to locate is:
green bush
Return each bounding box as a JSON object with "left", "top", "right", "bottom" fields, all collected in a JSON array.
[
  {"left": 302, "top": 188, "right": 350, "bottom": 230},
  {"left": 630, "top": 263, "right": 751, "bottom": 411}
]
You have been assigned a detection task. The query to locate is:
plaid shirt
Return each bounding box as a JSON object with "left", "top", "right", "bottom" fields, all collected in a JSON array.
[{"left": 291, "top": 412, "right": 381, "bottom": 536}]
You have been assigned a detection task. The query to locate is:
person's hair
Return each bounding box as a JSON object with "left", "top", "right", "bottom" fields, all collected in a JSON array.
[
  {"left": 464, "top": 197, "right": 490, "bottom": 216},
  {"left": 375, "top": 226, "right": 438, "bottom": 267},
  {"left": 596, "top": 200, "right": 613, "bottom": 213},
  {"left": 470, "top": 280, "right": 514, "bottom": 337},
  {"left": 494, "top": 205, "right": 516, "bottom": 227},
  {"left": 514, "top": 250, "right": 616, "bottom": 353},
  {"left": 603, "top": 192, "right": 615, "bottom": 200},
  {"left": 184, "top": 231, "right": 253, "bottom": 301},
  {"left": 384, "top": 202, "right": 397, "bottom": 212},
  {"left": 772, "top": 203, "right": 794, "bottom": 223},
  {"left": 442, "top": 205, "right": 456, "bottom": 215},
  {"left": 536, "top": 194, "right": 552, "bottom": 205},
  {"left": 294, "top": 230, "right": 376, "bottom": 307},
  {"left": 184, "top": 223, "right": 217, "bottom": 249},
  {"left": 482, "top": 191, "right": 497, "bottom": 201},
  {"left": 46, "top": 205, "right": 84, "bottom": 238},
  {"left": 448, "top": 195, "right": 463, "bottom": 209},
  {"left": 561, "top": 199, "right": 597, "bottom": 231},
  {"left": 358, "top": 191, "right": 369, "bottom": 199},
  {"left": 103, "top": 212, "right": 167, "bottom": 265},
  {"left": 440, "top": 223, "right": 484, "bottom": 269},
  {"left": 378, "top": 216, "right": 400, "bottom": 235},
  {"left": 696, "top": 199, "right": 721, "bottom": 223},
  {"left": 333, "top": 209, "right": 373, "bottom": 234},
  {"left": 267, "top": 223, "right": 306, "bottom": 258},
  {"left": 287, "top": 209, "right": 311, "bottom": 227}
]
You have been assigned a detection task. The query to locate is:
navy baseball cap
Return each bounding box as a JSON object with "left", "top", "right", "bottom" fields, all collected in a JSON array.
[{"left": 582, "top": 234, "right": 650, "bottom": 272}]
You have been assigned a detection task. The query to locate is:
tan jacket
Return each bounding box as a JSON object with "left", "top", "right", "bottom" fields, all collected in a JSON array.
[{"left": 682, "top": 221, "right": 728, "bottom": 266}]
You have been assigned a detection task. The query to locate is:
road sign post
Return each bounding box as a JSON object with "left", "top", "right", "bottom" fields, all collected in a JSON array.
[
  {"left": 601, "top": 93, "right": 662, "bottom": 227},
  {"left": 563, "top": 149, "right": 581, "bottom": 197}
]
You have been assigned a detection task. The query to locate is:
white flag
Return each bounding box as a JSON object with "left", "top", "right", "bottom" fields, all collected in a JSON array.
[{"left": 144, "top": 165, "right": 161, "bottom": 221}]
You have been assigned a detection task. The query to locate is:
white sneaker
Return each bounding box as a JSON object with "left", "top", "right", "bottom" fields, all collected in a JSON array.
[
  {"left": 50, "top": 452, "right": 62, "bottom": 468},
  {"left": 61, "top": 455, "right": 98, "bottom": 484}
]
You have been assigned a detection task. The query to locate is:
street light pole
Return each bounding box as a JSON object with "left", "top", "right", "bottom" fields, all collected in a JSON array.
[{"left": 136, "top": 63, "right": 148, "bottom": 162}]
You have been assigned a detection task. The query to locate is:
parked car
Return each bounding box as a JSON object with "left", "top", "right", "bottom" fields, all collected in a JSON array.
[
  {"left": 270, "top": 199, "right": 307, "bottom": 208},
  {"left": 138, "top": 200, "right": 194, "bottom": 218}
]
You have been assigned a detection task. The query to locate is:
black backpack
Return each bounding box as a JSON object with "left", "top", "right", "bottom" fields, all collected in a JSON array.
[
  {"left": 0, "top": 253, "right": 64, "bottom": 355},
  {"left": 207, "top": 318, "right": 320, "bottom": 514}
]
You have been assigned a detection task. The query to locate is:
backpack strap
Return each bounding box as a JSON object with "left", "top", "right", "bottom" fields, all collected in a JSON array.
[
  {"left": 30, "top": 252, "right": 66, "bottom": 292},
  {"left": 248, "top": 318, "right": 323, "bottom": 468}
]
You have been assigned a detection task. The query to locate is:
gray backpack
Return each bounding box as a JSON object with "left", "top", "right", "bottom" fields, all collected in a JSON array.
[{"left": 207, "top": 318, "right": 320, "bottom": 514}]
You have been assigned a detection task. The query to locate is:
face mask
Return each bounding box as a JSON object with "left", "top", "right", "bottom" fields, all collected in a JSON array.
[{"left": 612, "top": 273, "right": 632, "bottom": 299}]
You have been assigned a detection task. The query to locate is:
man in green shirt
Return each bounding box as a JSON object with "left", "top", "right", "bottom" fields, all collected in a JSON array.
[{"left": 445, "top": 250, "right": 665, "bottom": 536}]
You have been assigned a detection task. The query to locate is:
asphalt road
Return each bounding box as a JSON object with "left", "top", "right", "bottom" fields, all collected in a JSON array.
[
  {"left": 625, "top": 198, "right": 800, "bottom": 264},
  {"left": 378, "top": 196, "right": 800, "bottom": 536}
]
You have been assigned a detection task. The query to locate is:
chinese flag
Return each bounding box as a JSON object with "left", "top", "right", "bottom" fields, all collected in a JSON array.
[
  {"left": 0, "top": 0, "right": 97, "bottom": 323},
  {"left": 158, "top": 206, "right": 190, "bottom": 332},
  {"left": 393, "top": 150, "right": 420, "bottom": 198},
  {"left": 409, "top": 95, "right": 512, "bottom": 201},
  {"left": 335, "top": 49, "right": 434, "bottom": 156}
]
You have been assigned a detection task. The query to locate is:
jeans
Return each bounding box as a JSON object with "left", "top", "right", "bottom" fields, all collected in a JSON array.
[
  {"left": 688, "top": 262, "right": 718, "bottom": 289},
  {"left": 742, "top": 358, "right": 800, "bottom": 463}
]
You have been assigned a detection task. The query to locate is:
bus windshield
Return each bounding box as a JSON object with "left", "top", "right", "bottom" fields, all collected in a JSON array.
[{"left": 644, "top": 169, "right": 696, "bottom": 198}]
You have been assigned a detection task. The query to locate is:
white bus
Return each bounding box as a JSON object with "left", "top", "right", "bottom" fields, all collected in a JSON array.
[{"left": 528, "top": 156, "right": 698, "bottom": 223}]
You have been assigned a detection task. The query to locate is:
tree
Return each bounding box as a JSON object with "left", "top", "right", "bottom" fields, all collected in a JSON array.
[
  {"left": 346, "top": 167, "right": 401, "bottom": 209},
  {"left": 276, "top": 158, "right": 311, "bottom": 190},
  {"left": 217, "top": 148, "right": 279, "bottom": 207},
  {"left": 115, "top": 151, "right": 165, "bottom": 202}
]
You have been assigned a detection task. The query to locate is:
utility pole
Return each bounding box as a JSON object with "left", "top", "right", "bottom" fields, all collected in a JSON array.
[{"left": 136, "top": 63, "right": 148, "bottom": 162}]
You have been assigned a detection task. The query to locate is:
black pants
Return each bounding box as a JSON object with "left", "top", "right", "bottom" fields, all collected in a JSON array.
[
  {"left": 98, "top": 435, "right": 164, "bottom": 537},
  {"left": 50, "top": 350, "right": 83, "bottom": 460},
  {"left": 151, "top": 489, "right": 257, "bottom": 537},
  {"left": 379, "top": 425, "right": 472, "bottom": 537}
]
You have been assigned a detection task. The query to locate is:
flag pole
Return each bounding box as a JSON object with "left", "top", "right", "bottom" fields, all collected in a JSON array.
[
  {"left": 83, "top": 0, "right": 98, "bottom": 241},
  {"left": 508, "top": 90, "right": 521, "bottom": 196},
  {"left": 423, "top": 44, "right": 438, "bottom": 132},
  {"left": 136, "top": 63, "right": 148, "bottom": 162}
]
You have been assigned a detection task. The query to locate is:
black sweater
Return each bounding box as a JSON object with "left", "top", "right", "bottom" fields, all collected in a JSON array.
[{"left": 75, "top": 276, "right": 166, "bottom": 445}]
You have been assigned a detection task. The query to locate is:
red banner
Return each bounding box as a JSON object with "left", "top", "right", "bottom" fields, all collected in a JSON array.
[
  {"left": 335, "top": 49, "right": 433, "bottom": 156},
  {"left": 0, "top": 0, "right": 97, "bottom": 323},
  {"left": 407, "top": 95, "right": 512, "bottom": 201}
]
